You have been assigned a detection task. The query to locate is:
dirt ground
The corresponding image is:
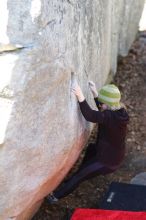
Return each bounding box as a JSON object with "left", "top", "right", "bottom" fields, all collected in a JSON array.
[{"left": 33, "top": 31, "right": 146, "bottom": 220}]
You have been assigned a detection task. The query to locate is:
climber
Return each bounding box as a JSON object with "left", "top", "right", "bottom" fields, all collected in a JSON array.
[{"left": 47, "top": 81, "right": 129, "bottom": 203}]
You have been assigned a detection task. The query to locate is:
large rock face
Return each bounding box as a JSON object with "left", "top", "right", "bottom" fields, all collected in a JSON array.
[{"left": 0, "top": 0, "right": 144, "bottom": 219}]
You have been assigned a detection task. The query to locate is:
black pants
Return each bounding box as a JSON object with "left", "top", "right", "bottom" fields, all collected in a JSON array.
[{"left": 54, "top": 143, "right": 116, "bottom": 199}]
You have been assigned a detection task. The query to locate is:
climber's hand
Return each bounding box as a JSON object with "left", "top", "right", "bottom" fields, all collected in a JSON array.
[
  {"left": 88, "top": 81, "right": 98, "bottom": 98},
  {"left": 72, "top": 84, "right": 85, "bottom": 102}
]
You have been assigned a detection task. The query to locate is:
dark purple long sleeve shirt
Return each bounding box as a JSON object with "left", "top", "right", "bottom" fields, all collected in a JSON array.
[{"left": 79, "top": 98, "right": 129, "bottom": 167}]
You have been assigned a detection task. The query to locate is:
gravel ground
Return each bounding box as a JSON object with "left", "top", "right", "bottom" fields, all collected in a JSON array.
[{"left": 33, "top": 31, "right": 146, "bottom": 220}]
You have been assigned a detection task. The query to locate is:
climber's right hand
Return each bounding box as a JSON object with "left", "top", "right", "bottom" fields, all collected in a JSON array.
[{"left": 88, "top": 81, "right": 98, "bottom": 97}]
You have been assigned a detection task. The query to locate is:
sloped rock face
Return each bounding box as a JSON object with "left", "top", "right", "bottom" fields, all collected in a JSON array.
[{"left": 0, "top": 0, "right": 145, "bottom": 219}]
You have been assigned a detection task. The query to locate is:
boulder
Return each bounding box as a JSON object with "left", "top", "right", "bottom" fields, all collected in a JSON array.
[{"left": 0, "top": 0, "right": 145, "bottom": 219}]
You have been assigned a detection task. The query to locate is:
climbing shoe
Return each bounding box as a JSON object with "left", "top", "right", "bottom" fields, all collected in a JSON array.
[{"left": 46, "top": 193, "right": 58, "bottom": 204}]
